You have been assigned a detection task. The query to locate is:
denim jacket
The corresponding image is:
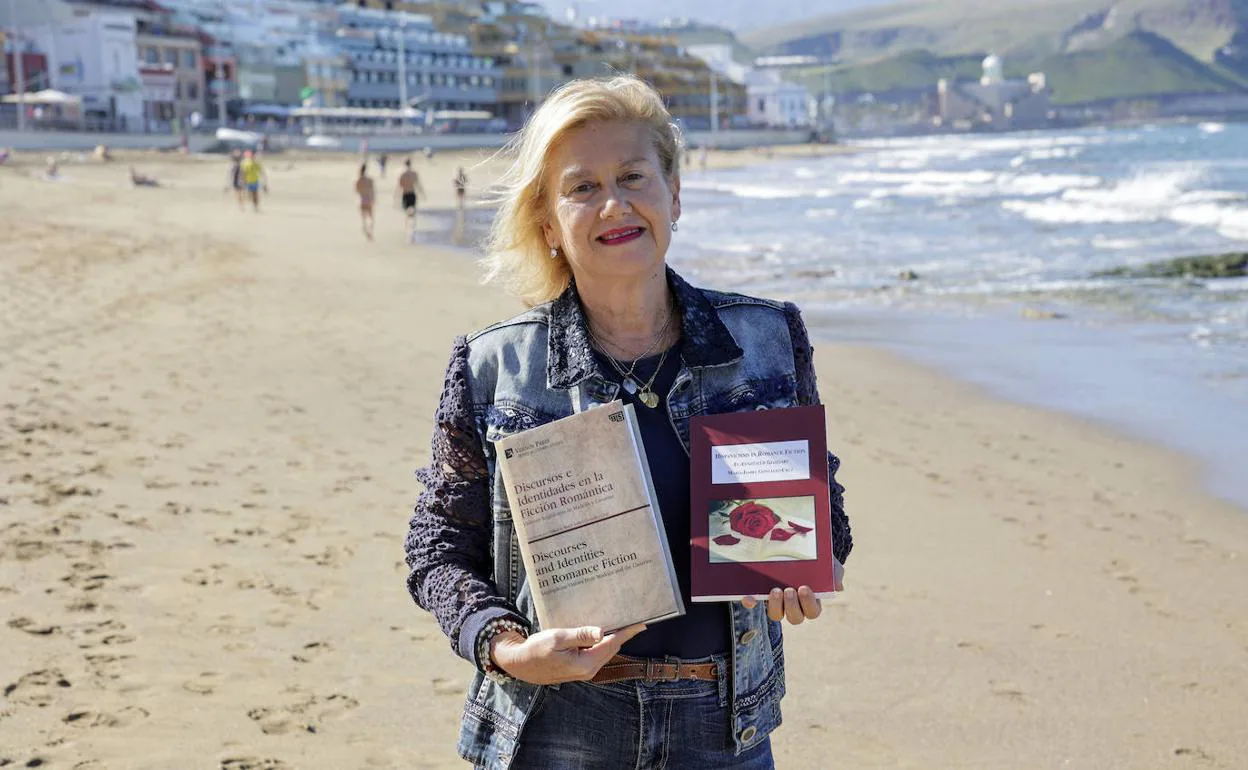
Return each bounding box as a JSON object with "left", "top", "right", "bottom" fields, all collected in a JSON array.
[{"left": 405, "top": 268, "right": 852, "bottom": 769}]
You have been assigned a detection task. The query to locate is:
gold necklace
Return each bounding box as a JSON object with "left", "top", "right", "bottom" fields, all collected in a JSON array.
[
  {"left": 587, "top": 301, "right": 675, "bottom": 398},
  {"left": 629, "top": 347, "right": 669, "bottom": 408}
]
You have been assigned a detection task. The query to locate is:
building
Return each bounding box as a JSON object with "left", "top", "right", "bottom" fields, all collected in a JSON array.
[
  {"left": 160, "top": 0, "right": 329, "bottom": 116},
  {"left": 303, "top": 45, "right": 349, "bottom": 106},
  {"left": 135, "top": 10, "right": 206, "bottom": 131},
  {"left": 745, "top": 68, "right": 811, "bottom": 128},
  {"left": 29, "top": 1, "right": 144, "bottom": 130},
  {"left": 937, "top": 55, "right": 1051, "bottom": 130},
  {"left": 3, "top": 33, "right": 52, "bottom": 95},
  {"left": 333, "top": 4, "right": 500, "bottom": 114}
]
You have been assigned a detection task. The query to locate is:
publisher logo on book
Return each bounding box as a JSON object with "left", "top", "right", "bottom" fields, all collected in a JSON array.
[
  {"left": 504, "top": 448, "right": 514, "bottom": 459},
  {"left": 609, "top": 411, "right": 624, "bottom": 423}
]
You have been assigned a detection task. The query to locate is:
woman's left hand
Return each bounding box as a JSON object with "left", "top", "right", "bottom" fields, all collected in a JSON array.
[{"left": 741, "top": 586, "right": 823, "bottom": 625}]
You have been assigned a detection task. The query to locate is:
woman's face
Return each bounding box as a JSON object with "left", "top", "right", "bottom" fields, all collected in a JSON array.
[{"left": 542, "top": 120, "right": 680, "bottom": 286}]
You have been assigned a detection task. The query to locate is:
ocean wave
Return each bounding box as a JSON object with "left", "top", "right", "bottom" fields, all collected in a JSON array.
[
  {"left": 1000, "top": 167, "right": 1248, "bottom": 236},
  {"left": 681, "top": 180, "right": 808, "bottom": 199},
  {"left": 1170, "top": 203, "right": 1248, "bottom": 241},
  {"left": 839, "top": 169, "right": 1102, "bottom": 200}
]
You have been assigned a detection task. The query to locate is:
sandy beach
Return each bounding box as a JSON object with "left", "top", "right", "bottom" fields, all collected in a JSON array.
[{"left": 2, "top": 148, "right": 1247, "bottom": 769}]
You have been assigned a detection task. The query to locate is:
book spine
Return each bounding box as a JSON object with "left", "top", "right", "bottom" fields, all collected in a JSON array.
[{"left": 623, "top": 404, "right": 686, "bottom": 619}]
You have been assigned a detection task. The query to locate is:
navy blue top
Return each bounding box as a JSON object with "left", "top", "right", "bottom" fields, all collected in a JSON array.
[{"left": 593, "top": 345, "right": 731, "bottom": 659}]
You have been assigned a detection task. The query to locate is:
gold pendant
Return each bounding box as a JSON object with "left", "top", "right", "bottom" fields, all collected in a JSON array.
[{"left": 639, "top": 390, "right": 659, "bottom": 409}]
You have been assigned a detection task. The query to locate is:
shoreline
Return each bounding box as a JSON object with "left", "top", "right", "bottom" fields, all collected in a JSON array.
[{"left": 2, "top": 151, "right": 1246, "bottom": 768}]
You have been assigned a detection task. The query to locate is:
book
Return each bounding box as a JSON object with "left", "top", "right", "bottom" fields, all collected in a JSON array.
[
  {"left": 494, "top": 401, "right": 685, "bottom": 633},
  {"left": 689, "top": 404, "right": 844, "bottom": 602}
]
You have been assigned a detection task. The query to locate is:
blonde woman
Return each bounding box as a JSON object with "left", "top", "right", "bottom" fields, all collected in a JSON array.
[{"left": 404, "top": 75, "right": 852, "bottom": 769}]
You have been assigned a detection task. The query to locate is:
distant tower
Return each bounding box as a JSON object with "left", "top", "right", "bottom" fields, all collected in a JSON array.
[{"left": 981, "top": 54, "right": 1004, "bottom": 86}]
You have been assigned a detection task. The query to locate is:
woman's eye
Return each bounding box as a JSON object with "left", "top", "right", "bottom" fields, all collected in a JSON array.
[
  {"left": 623, "top": 172, "right": 645, "bottom": 183},
  {"left": 570, "top": 182, "right": 594, "bottom": 194}
]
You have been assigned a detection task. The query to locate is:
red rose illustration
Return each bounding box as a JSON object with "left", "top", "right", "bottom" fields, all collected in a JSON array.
[
  {"left": 728, "top": 502, "right": 780, "bottom": 539},
  {"left": 713, "top": 534, "right": 740, "bottom": 546},
  {"left": 787, "top": 520, "right": 813, "bottom": 534},
  {"left": 770, "top": 528, "right": 796, "bottom": 541}
]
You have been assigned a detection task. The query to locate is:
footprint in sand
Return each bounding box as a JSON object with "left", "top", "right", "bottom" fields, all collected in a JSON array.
[
  {"left": 63, "top": 704, "right": 150, "bottom": 728},
  {"left": 221, "top": 758, "right": 291, "bottom": 770},
  {"left": 291, "top": 641, "right": 333, "bottom": 664},
  {"left": 4, "top": 668, "right": 72, "bottom": 707},
  {"left": 84, "top": 653, "right": 132, "bottom": 683},
  {"left": 7, "top": 617, "right": 61, "bottom": 636},
  {"left": 246, "top": 692, "right": 360, "bottom": 735},
  {"left": 68, "top": 618, "right": 135, "bottom": 648},
  {"left": 182, "top": 671, "right": 223, "bottom": 695}
]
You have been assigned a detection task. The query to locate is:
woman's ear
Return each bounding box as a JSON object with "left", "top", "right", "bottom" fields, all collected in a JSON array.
[
  {"left": 542, "top": 220, "right": 555, "bottom": 249},
  {"left": 670, "top": 176, "right": 682, "bottom": 223}
]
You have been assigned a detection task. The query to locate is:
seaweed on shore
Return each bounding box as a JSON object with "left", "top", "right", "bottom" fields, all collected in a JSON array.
[{"left": 1094, "top": 253, "right": 1247, "bottom": 280}]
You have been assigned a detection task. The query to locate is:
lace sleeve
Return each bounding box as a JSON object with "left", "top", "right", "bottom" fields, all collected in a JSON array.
[
  {"left": 405, "top": 337, "right": 527, "bottom": 665},
  {"left": 784, "top": 303, "right": 854, "bottom": 565}
]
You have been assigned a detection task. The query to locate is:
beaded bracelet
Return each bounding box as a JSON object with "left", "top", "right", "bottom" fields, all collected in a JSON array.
[{"left": 476, "top": 617, "right": 529, "bottom": 685}]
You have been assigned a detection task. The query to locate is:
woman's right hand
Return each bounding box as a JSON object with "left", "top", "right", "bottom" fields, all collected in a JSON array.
[{"left": 490, "top": 624, "right": 646, "bottom": 685}]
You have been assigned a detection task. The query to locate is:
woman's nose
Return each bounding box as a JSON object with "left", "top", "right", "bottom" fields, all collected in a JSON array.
[{"left": 601, "top": 186, "right": 633, "bottom": 218}]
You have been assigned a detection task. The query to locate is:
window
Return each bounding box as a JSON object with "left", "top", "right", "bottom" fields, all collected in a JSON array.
[
  {"left": 165, "top": 48, "right": 178, "bottom": 66},
  {"left": 184, "top": 50, "right": 197, "bottom": 68},
  {"left": 145, "top": 47, "right": 159, "bottom": 64},
  {"left": 188, "top": 82, "right": 198, "bottom": 99}
]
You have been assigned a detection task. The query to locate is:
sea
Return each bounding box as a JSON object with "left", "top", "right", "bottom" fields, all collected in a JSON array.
[{"left": 672, "top": 122, "right": 1248, "bottom": 510}]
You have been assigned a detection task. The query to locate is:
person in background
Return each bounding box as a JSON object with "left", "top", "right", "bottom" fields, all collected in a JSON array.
[
  {"left": 130, "top": 166, "right": 160, "bottom": 188},
  {"left": 240, "top": 149, "right": 267, "bottom": 213},
  {"left": 226, "top": 149, "right": 245, "bottom": 210},
  {"left": 355, "top": 163, "right": 376, "bottom": 241},
  {"left": 453, "top": 166, "right": 468, "bottom": 211},
  {"left": 377, "top": 152, "right": 389, "bottom": 178},
  {"left": 395, "top": 159, "right": 425, "bottom": 244},
  {"left": 404, "top": 75, "right": 852, "bottom": 769}
]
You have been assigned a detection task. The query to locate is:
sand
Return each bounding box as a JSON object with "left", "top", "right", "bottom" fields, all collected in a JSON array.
[{"left": 2, "top": 149, "right": 1246, "bottom": 770}]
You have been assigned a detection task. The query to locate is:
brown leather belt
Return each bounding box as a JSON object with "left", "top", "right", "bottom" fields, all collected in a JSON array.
[{"left": 590, "top": 655, "right": 719, "bottom": 684}]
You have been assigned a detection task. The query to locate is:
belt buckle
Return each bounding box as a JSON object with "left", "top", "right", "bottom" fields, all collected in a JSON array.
[
  {"left": 645, "top": 658, "right": 680, "bottom": 683},
  {"left": 643, "top": 659, "right": 678, "bottom": 683}
]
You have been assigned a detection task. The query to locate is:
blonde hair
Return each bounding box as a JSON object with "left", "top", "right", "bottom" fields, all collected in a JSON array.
[{"left": 481, "top": 75, "right": 684, "bottom": 306}]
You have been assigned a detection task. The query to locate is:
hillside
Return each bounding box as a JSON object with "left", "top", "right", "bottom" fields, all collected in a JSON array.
[
  {"left": 1038, "top": 30, "right": 1248, "bottom": 103},
  {"left": 786, "top": 31, "right": 1248, "bottom": 103},
  {"left": 743, "top": 0, "right": 1247, "bottom": 64}
]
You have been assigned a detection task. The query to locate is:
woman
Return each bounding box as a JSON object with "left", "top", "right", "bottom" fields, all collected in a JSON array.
[
  {"left": 355, "top": 163, "right": 376, "bottom": 241},
  {"left": 405, "top": 75, "right": 852, "bottom": 769}
]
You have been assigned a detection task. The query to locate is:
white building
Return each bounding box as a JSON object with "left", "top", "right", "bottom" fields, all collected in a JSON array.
[
  {"left": 30, "top": 4, "right": 143, "bottom": 130},
  {"left": 937, "top": 54, "right": 1050, "bottom": 130},
  {"left": 746, "top": 69, "right": 811, "bottom": 129}
]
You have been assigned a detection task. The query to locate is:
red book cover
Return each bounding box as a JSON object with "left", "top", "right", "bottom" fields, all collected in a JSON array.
[{"left": 690, "top": 404, "right": 842, "bottom": 601}]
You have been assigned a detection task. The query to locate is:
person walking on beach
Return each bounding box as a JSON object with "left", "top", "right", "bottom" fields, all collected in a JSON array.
[
  {"left": 377, "top": 152, "right": 388, "bottom": 178},
  {"left": 226, "top": 149, "right": 245, "bottom": 209},
  {"left": 404, "top": 75, "right": 852, "bottom": 769},
  {"left": 355, "top": 163, "right": 376, "bottom": 241},
  {"left": 452, "top": 166, "right": 469, "bottom": 243},
  {"left": 396, "top": 159, "right": 425, "bottom": 243},
  {"left": 453, "top": 166, "right": 468, "bottom": 210},
  {"left": 240, "top": 149, "right": 267, "bottom": 213}
]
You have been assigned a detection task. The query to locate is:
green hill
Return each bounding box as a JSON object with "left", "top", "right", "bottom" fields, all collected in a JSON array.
[
  {"left": 787, "top": 50, "right": 983, "bottom": 96},
  {"left": 747, "top": 0, "right": 1248, "bottom": 105},
  {"left": 1038, "top": 30, "right": 1248, "bottom": 103}
]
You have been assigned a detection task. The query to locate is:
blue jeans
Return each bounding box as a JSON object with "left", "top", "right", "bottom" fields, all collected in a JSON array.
[{"left": 505, "top": 657, "right": 775, "bottom": 770}]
